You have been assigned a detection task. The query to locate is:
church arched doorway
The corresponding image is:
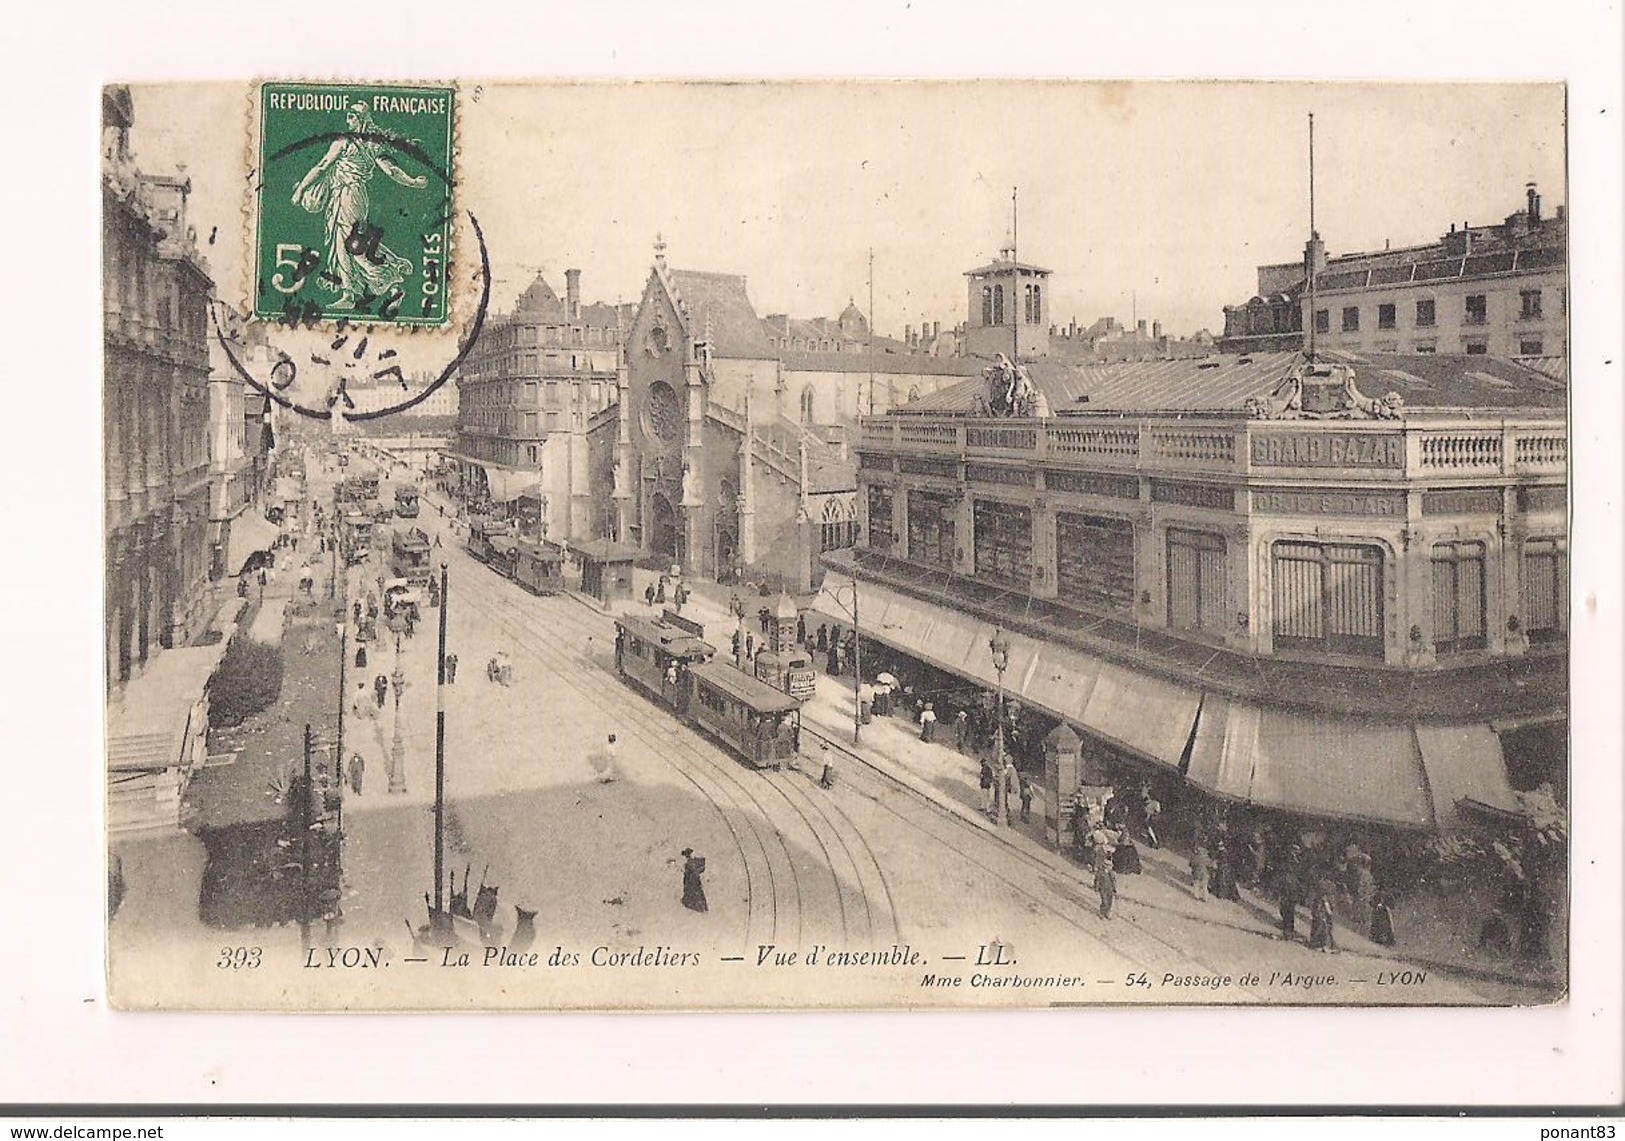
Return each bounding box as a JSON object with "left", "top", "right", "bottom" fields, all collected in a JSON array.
[{"left": 649, "top": 492, "right": 678, "bottom": 561}]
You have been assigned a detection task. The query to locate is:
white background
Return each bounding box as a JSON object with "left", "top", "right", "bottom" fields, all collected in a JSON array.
[{"left": 0, "top": 0, "right": 1619, "bottom": 1111}]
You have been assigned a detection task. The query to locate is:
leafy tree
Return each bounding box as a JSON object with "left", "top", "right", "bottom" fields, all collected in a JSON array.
[{"left": 207, "top": 637, "right": 285, "bottom": 728}]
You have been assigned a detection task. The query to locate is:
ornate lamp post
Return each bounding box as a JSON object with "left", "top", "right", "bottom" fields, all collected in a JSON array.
[
  {"left": 389, "top": 664, "right": 408, "bottom": 794},
  {"left": 989, "top": 627, "right": 1011, "bottom": 825},
  {"left": 335, "top": 617, "right": 347, "bottom": 831}
]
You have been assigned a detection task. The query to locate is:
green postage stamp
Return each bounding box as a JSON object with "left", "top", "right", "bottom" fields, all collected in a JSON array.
[{"left": 252, "top": 82, "right": 456, "bottom": 327}]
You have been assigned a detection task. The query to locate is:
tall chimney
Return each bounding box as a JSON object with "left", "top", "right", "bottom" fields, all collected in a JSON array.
[
  {"left": 565, "top": 268, "right": 581, "bottom": 321},
  {"left": 905, "top": 324, "right": 914, "bottom": 347},
  {"left": 1526, "top": 182, "right": 1541, "bottom": 223},
  {"left": 1136, "top": 319, "right": 1148, "bottom": 336},
  {"left": 1152, "top": 320, "right": 1163, "bottom": 339},
  {"left": 932, "top": 321, "right": 940, "bottom": 340}
]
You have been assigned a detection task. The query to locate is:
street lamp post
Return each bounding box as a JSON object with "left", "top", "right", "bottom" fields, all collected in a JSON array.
[
  {"left": 818, "top": 579, "right": 864, "bottom": 744},
  {"left": 389, "top": 664, "right": 407, "bottom": 794},
  {"left": 335, "top": 619, "right": 346, "bottom": 833},
  {"left": 989, "top": 627, "right": 1011, "bottom": 826}
]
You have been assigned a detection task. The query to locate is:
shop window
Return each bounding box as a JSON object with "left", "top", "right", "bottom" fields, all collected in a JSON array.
[
  {"left": 1056, "top": 512, "right": 1135, "bottom": 613},
  {"left": 866, "top": 485, "right": 894, "bottom": 550},
  {"left": 1271, "top": 540, "right": 1384, "bottom": 658},
  {"left": 973, "top": 500, "right": 1032, "bottom": 586},
  {"left": 1168, "top": 529, "right": 1228, "bottom": 638},
  {"left": 907, "top": 490, "right": 956, "bottom": 569},
  {"left": 1522, "top": 538, "right": 1568, "bottom": 643},
  {"left": 1415, "top": 298, "right": 1436, "bottom": 327},
  {"left": 1431, "top": 540, "right": 1487, "bottom": 654},
  {"left": 1377, "top": 303, "right": 1396, "bottom": 330}
]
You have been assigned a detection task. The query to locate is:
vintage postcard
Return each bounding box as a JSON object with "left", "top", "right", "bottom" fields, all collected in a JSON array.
[{"left": 104, "top": 79, "right": 1571, "bottom": 1011}]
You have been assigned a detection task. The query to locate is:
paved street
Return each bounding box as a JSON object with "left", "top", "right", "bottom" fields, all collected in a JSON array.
[
  {"left": 301, "top": 460, "right": 1545, "bottom": 1008},
  {"left": 110, "top": 455, "right": 1552, "bottom": 1009}
]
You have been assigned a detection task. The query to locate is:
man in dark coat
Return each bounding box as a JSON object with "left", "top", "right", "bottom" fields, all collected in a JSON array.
[
  {"left": 681, "top": 849, "right": 708, "bottom": 913},
  {"left": 374, "top": 674, "right": 388, "bottom": 708}
]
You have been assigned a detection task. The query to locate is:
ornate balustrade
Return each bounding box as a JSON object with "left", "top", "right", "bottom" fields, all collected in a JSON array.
[{"left": 858, "top": 413, "right": 1568, "bottom": 482}]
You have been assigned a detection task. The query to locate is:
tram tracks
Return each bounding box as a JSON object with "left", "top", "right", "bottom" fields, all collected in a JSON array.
[
  {"left": 456, "top": 564, "right": 898, "bottom": 953},
  {"left": 532, "top": 596, "right": 899, "bottom": 949},
  {"left": 795, "top": 721, "right": 1273, "bottom": 999}
]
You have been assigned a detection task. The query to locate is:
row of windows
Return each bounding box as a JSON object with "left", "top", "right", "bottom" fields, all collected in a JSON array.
[
  {"left": 1315, "top": 288, "right": 1560, "bottom": 335},
  {"left": 980, "top": 283, "right": 1046, "bottom": 328},
  {"left": 869, "top": 493, "right": 1567, "bottom": 659}
]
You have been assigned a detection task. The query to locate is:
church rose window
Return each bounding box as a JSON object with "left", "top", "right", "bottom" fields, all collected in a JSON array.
[{"left": 641, "top": 380, "right": 682, "bottom": 445}]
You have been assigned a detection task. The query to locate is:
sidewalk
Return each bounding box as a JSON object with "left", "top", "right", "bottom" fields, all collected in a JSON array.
[{"left": 667, "top": 575, "right": 1557, "bottom": 999}]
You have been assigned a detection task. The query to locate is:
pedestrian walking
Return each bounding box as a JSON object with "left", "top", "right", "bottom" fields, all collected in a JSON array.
[
  {"left": 347, "top": 752, "right": 365, "bottom": 795},
  {"left": 1140, "top": 786, "right": 1162, "bottom": 849},
  {"left": 1018, "top": 773, "right": 1034, "bottom": 824},
  {"left": 644, "top": 584, "right": 656, "bottom": 607},
  {"left": 1275, "top": 844, "right": 1303, "bottom": 941},
  {"left": 404, "top": 611, "right": 415, "bottom": 639},
  {"left": 1308, "top": 879, "right": 1339, "bottom": 953},
  {"left": 374, "top": 674, "right": 388, "bottom": 708},
  {"left": 355, "top": 643, "right": 368, "bottom": 670},
  {"left": 816, "top": 624, "right": 828, "bottom": 652},
  {"left": 1190, "top": 843, "right": 1213, "bottom": 901},
  {"left": 1000, "top": 756, "right": 1019, "bottom": 826},
  {"left": 1348, "top": 851, "right": 1376, "bottom": 938},
  {"left": 1094, "top": 853, "right": 1118, "bottom": 920},
  {"left": 745, "top": 632, "right": 755, "bottom": 660},
  {"left": 919, "top": 702, "right": 938, "bottom": 743},
  {"left": 796, "top": 614, "right": 806, "bottom": 646},
  {"left": 857, "top": 681, "right": 873, "bottom": 725},
  {"left": 593, "top": 733, "right": 620, "bottom": 783},
  {"left": 979, "top": 759, "right": 996, "bottom": 818},
  {"left": 1210, "top": 838, "right": 1241, "bottom": 901},
  {"left": 445, "top": 652, "right": 458, "bottom": 684},
  {"left": 757, "top": 607, "right": 771, "bottom": 635},
  {"left": 1370, "top": 892, "right": 1397, "bottom": 946},
  {"left": 655, "top": 577, "right": 668, "bottom": 605},
  {"left": 680, "top": 848, "right": 708, "bottom": 913}
]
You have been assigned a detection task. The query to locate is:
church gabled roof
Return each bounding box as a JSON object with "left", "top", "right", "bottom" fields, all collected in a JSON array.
[{"left": 660, "top": 268, "right": 775, "bottom": 360}]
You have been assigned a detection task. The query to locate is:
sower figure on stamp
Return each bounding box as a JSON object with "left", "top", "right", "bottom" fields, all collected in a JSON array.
[{"left": 290, "top": 102, "right": 427, "bottom": 311}]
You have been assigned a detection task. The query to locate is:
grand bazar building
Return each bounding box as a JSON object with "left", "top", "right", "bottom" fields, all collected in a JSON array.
[{"left": 839, "top": 347, "right": 1567, "bottom": 840}]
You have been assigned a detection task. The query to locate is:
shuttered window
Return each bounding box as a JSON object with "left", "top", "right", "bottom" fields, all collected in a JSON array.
[
  {"left": 1523, "top": 537, "right": 1568, "bottom": 643},
  {"left": 1272, "top": 541, "right": 1385, "bottom": 658},
  {"left": 866, "top": 485, "right": 893, "bottom": 550},
  {"left": 1056, "top": 512, "right": 1135, "bottom": 613},
  {"left": 1167, "top": 529, "right": 1227, "bottom": 636},
  {"left": 1431, "top": 540, "right": 1487, "bottom": 654},
  {"left": 973, "top": 500, "right": 1032, "bottom": 587},
  {"left": 907, "top": 490, "right": 957, "bottom": 569}
]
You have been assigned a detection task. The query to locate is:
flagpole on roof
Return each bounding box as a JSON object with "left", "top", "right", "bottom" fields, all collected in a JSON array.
[
  {"left": 1011, "top": 186, "right": 1019, "bottom": 364},
  {"left": 1307, "top": 112, "right": 1318, "bottom": 364}
]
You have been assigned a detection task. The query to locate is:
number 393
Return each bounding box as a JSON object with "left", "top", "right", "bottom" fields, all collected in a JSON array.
[{"left": 216, "top": 946, "right": 263, "bottom": 969}]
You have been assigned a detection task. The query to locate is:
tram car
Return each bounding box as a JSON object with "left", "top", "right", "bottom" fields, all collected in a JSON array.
[
  {"left": 390, "top": 526, "right": 434, "bottom": 587},
  {"left": 339, "top": 511, "right": 375, "bottom": 565},
  {"left": 394, "top": 485, "right": 421, "bottom": 518},
  {"left": 613, "top": 612, "right": 716, "bottom": 712},
  {"left": 687, "top": 660, "right": 803, "bottom": 769},
  {"left": 753, "top": 646, "right": 817, "bottom": 700},
  {"left": 613, "top": 613, "right": 804, "bottom": 769},
  {"left": 465, "top": 518, "right": 512, "bottom": 564},
  {"left": 486, "top": 538, "right": 521, "bottom": 581},
  {"left": 508, "top": 537, "right": 566, "bottom": 595}
]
